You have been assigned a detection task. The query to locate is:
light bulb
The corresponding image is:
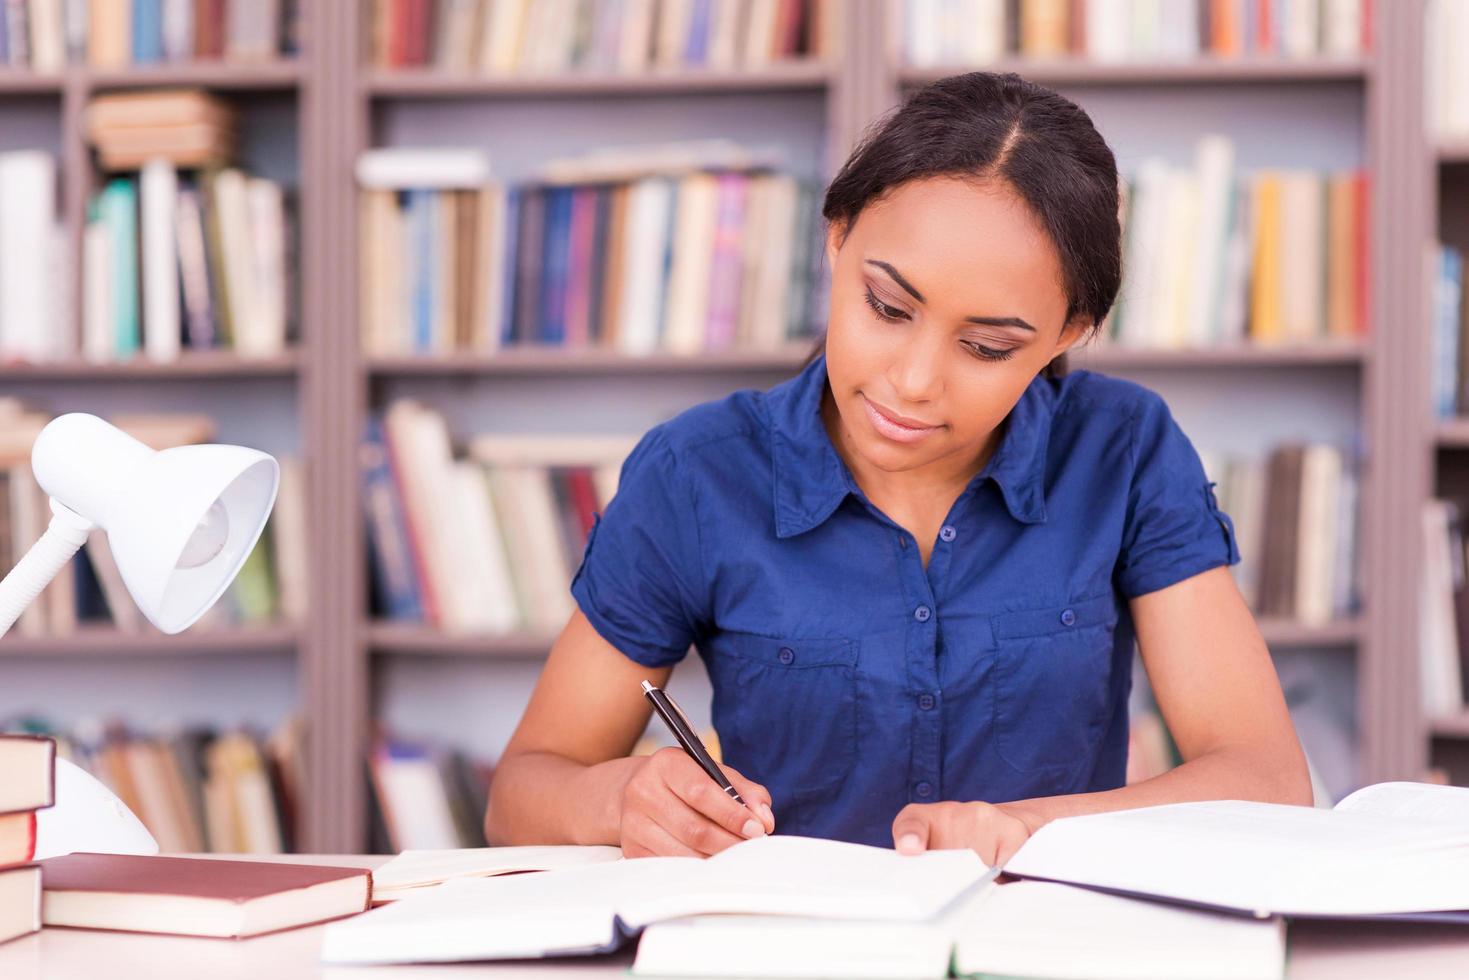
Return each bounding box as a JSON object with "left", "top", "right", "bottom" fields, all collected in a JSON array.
[{"left": 176, "top": 500, "right": 230, "bottom": 569}]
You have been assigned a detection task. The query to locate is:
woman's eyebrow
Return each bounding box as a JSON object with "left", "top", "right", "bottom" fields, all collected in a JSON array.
[{"left": 865, "top": 259, "right": 1037, "bottom": 333}]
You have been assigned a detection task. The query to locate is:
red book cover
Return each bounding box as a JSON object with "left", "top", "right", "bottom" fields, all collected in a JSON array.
[
  {"left": 0, "top": 812, "right": 36, "bottom": 868},
  {"left": 1254, "top": 0, "right": 1273, "bottom": 54},
  {"left": 563, "top": 188, "right": 599, "bottom": 349},
  {"left": 388, "top": 0, "right": 411, "bottom": 67},
  {"left": 565, "top": 467, "right": 601, "bottom": 542},
  {"left": 1361, "top": 0, "right": 1373, "bottom": 52}
]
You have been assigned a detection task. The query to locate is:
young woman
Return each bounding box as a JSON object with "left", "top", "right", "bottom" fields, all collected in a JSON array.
[{"left": 485, "top": 71, "right": 1312, "bottom": 865}]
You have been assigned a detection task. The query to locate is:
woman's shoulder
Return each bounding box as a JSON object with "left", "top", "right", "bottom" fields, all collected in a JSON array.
[
  {"left": 634, "top": 384, "right": 774, "bottom": 467},
  {"left": 1050, "top": 367, "right": 1174, "bottom": 433}
]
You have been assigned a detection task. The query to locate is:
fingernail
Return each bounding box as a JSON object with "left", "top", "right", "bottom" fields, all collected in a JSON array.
[
  {"left": 741, "top": 819, "right": 765, "bottom": 839},
  {"left": 758, "top": 803, "right": 774, "bottom": 829},
  {"left": 898, "top": 834, "right": 922, "bottom": 854}
]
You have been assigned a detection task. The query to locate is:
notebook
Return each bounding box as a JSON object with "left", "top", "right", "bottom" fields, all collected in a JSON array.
[
  {"left": 631, "top": 880, "right": 1286, "bottom": 980},
  {"left": 320, "top": 834, "right": 991, "bottom": 965},
  {"left": 370, "top": 844, "right": 623, "bottom": 902},
  {"left": 1004, "top": 782, "right": 1469, "bottom": 920},
  {"left": 41, "top": 853, "right": 373, "bottom": 939}
]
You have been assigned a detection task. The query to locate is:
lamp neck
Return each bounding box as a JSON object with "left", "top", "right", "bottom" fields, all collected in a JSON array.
[{"left": 0, "top": 502, "right": 96, "bottom": 640}]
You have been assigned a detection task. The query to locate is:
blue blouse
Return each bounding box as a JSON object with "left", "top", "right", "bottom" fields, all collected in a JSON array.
[{"left": 570, "top": 354, "right": 1240, "bottom": 847}]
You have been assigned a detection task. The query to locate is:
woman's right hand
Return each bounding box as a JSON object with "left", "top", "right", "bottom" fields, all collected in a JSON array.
[{"left": 618, "top": 747, "right": 777, "bottom": 857}]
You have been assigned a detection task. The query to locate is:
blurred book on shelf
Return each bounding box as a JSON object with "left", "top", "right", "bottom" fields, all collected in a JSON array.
[
  {"left": 368, "top": 736, "right": 493, "bottom": 852},
  {"left": 363, "top": 399, "right": 635, "bottom": 635},
  {"left": 1431, "top": 243, "right": 1469, "bottom": 420},
  {"left": 0, "top": 151, "right": 65, "bottom": 366},
  {"left": 0, "top": 0, "right": 301, "bottom": 71},
  {"left": 900, "top": 0, "right": 1370, "bottom": 67},
  {"left": 367, "top": 0, "right": 834, "bottom": 75},
  {"left": 1094, "top": 135, "right": 1368, "bottom": 352},
  {"left": 3, "top": 718, "right": 304, "bottom": 854},
  {"left": 0, "top": 400, "right": 306, "bottom": 637},
  {"left": 1422, "top": 499, "right": 1469, "bottom": 723},
  {"left": 80, "top": 125, "right": 296, "bottom": 364},
  {"left": 357, "top": 144, "right": 825, "bottom": 359},
  {"left": 85, "top": 89, "right": 237, "bottom": 170},
  {"left": 1427, "top": 0, "right": 1469, "bottom": 140},
  {"left": 1200, "top": 442, "right": 1360, "bottom": 626}
]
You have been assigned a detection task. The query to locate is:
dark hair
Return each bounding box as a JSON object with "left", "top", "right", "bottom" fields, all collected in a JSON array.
[{"left": 822, "top": 71, "right": 1122, "bottom": 340}]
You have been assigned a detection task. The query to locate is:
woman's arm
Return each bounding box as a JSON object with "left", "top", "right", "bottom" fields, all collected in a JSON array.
[
  {"left": 486, "top": 610, "right": 775, "bottom": 854},
  {"left": 892, "top": 566, "right": 1313, "bottom": 862}
]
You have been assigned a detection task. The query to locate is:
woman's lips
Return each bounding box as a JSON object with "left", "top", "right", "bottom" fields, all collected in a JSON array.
[{"left": 861, "top": 394, "right": 941, "bottom": 444}]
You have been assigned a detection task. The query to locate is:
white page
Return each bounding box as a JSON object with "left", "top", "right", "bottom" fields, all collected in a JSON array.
[
  {"left": 955, "top": 880, "right": 1285, "bottom": 980},
  {"left": 1334, "top": 781, "right": 1469, "bottom": 824},
  {"left": 1004, "top": 800, "right": 1469, "bottom": 916},
  {"left": 372, "top": 844, "right": 623, "bottom": 896}
]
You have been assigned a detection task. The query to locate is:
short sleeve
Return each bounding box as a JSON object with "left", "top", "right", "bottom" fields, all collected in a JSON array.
[
  {"left": 1114, "top": 394, "right": 1241, "bottom": 599},
  {"left": 569, "top": 427, "right": 707, "bottom": 668}
]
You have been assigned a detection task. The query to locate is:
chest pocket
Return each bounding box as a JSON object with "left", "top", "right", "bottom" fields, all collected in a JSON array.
[
  {"left": 990, "top": 593, "right": 1120, "bottom": 778},
  {"left": 707, "top": 632, "right": 858, "bottom": 805}
]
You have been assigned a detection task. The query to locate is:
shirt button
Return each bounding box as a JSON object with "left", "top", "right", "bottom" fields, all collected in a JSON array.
[
  {"left": 914, "top": 605, "right": 932, "bottom": 622},
  {"left": 918, "top": 693, "right": 936, "bottom": 711},
  {"left": 939, "top": 525, "right": 956, "bottom": 542},
  {"left": 778, "top": 647, "right": 795, "bottom": 665},
  {"left": 1060, "top": 608, "right": 1076, "bottom": 627},
  {"left": 915, "top": 781, "right": 933, "bottom": 798}
]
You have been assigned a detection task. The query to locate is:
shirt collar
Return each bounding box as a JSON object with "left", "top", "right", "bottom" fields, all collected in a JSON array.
[{"left": 764, "top": 354, "right": 1052, "bottom": 538}]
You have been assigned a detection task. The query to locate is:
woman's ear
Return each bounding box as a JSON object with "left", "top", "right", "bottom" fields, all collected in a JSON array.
[
  {"left": 1052, "top": 313, "right": 1092, "bottom": 358},
  {"left": 824, "top": 218, "right": 848, "bottom": 270}
]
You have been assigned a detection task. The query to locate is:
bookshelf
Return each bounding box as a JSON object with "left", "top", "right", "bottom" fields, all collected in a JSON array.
[{"left": 0, "top": 1, "right": 1444, "bottom": 852}]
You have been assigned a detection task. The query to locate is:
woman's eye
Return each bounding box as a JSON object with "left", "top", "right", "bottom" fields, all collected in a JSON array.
[
  {"left": 863, "top": 288, "right": 908, "bottom": 322},
  {"left": 964, "top": 341, "right": 1017, "bottom": 362}
]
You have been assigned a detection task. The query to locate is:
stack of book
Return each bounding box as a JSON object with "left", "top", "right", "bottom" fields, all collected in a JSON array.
[
  {"left": 0, "top": 400, "right": 306, "bottom": 636},
  {"left": 85, "top": 89, "right": 236, "bottom": 171},
  {"left": 0, "top": 151, "right": 63, "bottom": 366},
  {"left": 0, "top": 735, "right": 51, "bottom": 947},
  {"left": 901, "top": 0, "right": 1370, "bottom": 66},
  {"left": 0, "top": 0, "right": 302, "bottom": 71},
  {"left": 363, "top": 399, "right": 635, "bottom": 635},
  {"left": 358, "top": 146, "right": 823, "bottom": 358},
  {"left": 18, "top": 718, "right": 304, "bottom": 854},
  {"left": 368, "top": 0, "right": 832, "bottom": 74},
  {"left": 1427, "top": 0, "right": 1469, "bottom": 139},
  {"left": 1201, "top": 443, "right": 1359, "bottom": 626},
  {"left": 1098, "top": 136, "right": 1367, "bottom": 351},
  {"left": 1421, "top": 499, "right": 1469, "bottom": 722},
  {"left": 1431, "top": 243, "right": 1467, "bottom": 420},
  {"left": 84, "top": 157, "right": 295, "bottom": 363},
  {"left": 368, "top": 737, "right": 494, "bottom": 851}
]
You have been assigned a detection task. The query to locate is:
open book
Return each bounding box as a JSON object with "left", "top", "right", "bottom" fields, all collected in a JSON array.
[
  {"left": 321, "top": 835, "right": 990, "bottom": 965},
  {"left": 1004, "top": 782, "right": 1469, "bottom": 921},
  {"left": 632, "top": 880, "right": 1286, "bottom": 980},
  {"left": 370, "top": 844, "right": 622, "bottom": 903}
]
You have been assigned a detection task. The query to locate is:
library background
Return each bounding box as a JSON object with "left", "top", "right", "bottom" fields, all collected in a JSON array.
[{"left": 0, "top": 0, "right": 1457, "bottom": 855}]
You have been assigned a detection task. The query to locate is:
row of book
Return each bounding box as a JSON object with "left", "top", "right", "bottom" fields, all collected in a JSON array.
[
  {"left": 85, "top": 162, "right": 296, "bottom": 365},
  {"left": 368, "top": 738, "right": 493, "bottom": 852},
  {"left": 367, "top": 0, "right": 831, "bottom": 74},
  {"left": 0, "top": 401, "right": 306, "bottom": 636},
  {"left": 358, "top": 146, "right": 824, "bottom": 357},
  {"left": 364, "top": 399, "right": 633, "bottom": 635},
  {"left": 1105, "top": 137, "right": 1367, "bottom": 350},
  {"left": 1201, "top": 443, "right": 1359, "bottom": 626},
  {"left": 0, "top": 152, "right": 64, "bottom": 366},
  {"left": 1432, "top": 243, "right": 1469, "bottom": 420},
  {"left": 0, "top": 0, "right": 300, "bottom": 71},
  {"left": 901, "top": 0, "right": 1371, "bottom": 66},
  {"left": 0, "top": 735, "right": 51, "bottom": 945},
  {"left": 1422, "top": 499, "right": 1469, "bottom": 721},
  {"left": 1427, "top": 0, "right": 1469, "bottom": 139}
]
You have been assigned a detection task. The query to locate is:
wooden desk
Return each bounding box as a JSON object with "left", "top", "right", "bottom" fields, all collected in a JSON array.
[{"left": 4, "top": 854, "right": 1469, "bottom": 979}]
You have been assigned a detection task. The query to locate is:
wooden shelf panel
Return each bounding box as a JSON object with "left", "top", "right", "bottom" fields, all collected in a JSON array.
[
  {"left": 0, "top": 624, "right": 299, "bottom": 657},
  {"left": 0, "top": 69, "right": 64, "bottom": 94},
  {"left": 1256, "top": 617, "right": 1362, "bottom": 649},
  {"left": 368, "top": 617, "right": 1360, "bottom": 658},
  {"left": 85, "top": 61, "right": 302, "bottom": 91},
  {"left": 1429, "top": 714, "right": 1469, "bottom": 739},
  {"left": 898, "top": 57, "right": 1370, "bottom": 87},
  {"left": 364, "top": 61, "right": 833, "bottom": 97},
  {"left": 0, "top": 350, "right": 301, "bottom": 380},
  {"left": 1438, "top": 138, "right": 1469, "bottom": 164},
  {"left": 368, "top": 623, "right": 556, "bottom": 657},
  {"left": 1070, "top": 341, "right": 1366, "bottom": 369},
  {"left": 367, "top": 345, "right": 814, "bottom": 376},
  {"left": 1436, "top": 418, "right": 1469, "bottom": 447}
]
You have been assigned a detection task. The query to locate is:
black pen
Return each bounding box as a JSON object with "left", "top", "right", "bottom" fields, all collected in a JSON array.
[{"left": 641, "top": 679, "right": 748, "bottom": 808}]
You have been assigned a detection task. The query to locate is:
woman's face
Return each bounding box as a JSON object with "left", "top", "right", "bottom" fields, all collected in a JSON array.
[{"left": 823, "top": 176, "right": 1087, "bottom": 480}]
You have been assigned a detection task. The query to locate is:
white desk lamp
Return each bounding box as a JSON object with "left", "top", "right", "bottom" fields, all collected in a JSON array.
[{"left": 0, "top": 413, "right": 279, "bottom": 859}]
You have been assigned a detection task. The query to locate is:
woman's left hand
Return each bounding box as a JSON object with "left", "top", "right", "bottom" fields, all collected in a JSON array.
[{"left": 890, "top": 800, "right": 1040, "bottom": 865}]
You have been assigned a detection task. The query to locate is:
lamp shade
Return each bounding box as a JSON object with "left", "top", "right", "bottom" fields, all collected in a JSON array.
[{"left": 30, "top": 414, "right": 279, "bottom": 634}]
